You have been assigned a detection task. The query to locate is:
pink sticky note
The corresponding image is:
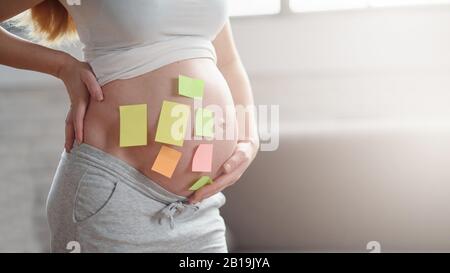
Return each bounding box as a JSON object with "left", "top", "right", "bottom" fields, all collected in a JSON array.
[{"left": 192, "top": 144, "right": 213, "bottom": 172}]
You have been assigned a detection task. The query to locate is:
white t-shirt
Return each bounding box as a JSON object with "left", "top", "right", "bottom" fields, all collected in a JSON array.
[{"left": 60, "top": 0, "right": 229, "bottom": 86}]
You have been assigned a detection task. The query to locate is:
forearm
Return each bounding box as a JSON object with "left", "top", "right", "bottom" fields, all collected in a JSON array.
[
  {"left": 220, "top": 60, "right": 259, "bottom": 146},
  {"left": 0, "top": 26, "right": 72, "bottom": 78}
]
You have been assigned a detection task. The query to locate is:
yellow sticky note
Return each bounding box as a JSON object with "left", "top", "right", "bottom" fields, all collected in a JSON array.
[
  {"left": 151, "top": 146, "right": 182, "bottom": 178},
  {"left": 189, "top": 176, "right": 213, "bottom": 191},
  {"left": 155, "top": 100, "right": 190, "bottom": 147},
  {"left": 179, "top": 75, "right": 205, "bottom": 99},
  {"left": 119, "top": 104, "right": 147, "bottom": 147},
  {"left": 195, "top": 108, "right": 214, "bottom": 138}
]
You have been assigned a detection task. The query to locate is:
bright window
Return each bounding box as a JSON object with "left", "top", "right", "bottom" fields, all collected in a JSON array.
[
  {"left": 228, "top": 0, "right": 281, "bottom": 17},
  {"left": 290, "top": 0, "right": 450, "bottom": 12},
  {"left": 370, "top": 0, "right": 450, "bottom": 7}
]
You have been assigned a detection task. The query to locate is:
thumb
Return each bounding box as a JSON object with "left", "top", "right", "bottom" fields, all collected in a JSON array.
[
  {"left": 223, "top": 151, "right": 245, "bottom": 174},
  {"left": 82, "top": 70, "right": 103, "bottom": 101}
]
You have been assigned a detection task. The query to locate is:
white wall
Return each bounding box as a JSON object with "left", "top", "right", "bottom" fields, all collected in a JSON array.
[
  {"left": 229, "top": 5, "right": 450, "bottom": 126},
  {"left": 221, "top": 5, "right": 450, "bottom": 252},
  {"left": 234, "top": 6, "right": 450, "bottom": 74}
]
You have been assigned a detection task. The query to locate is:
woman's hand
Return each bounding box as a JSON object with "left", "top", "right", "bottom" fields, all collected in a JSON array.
[
  {"left": 57, "top": 56, "right": 103, "bottom": 152},
  {"left": 188, "top": 140, "right": 259, "bottom": 204}
]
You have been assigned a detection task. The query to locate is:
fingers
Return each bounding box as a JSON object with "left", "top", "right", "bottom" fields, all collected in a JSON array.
[
  {"left": 223, "top": 144, "right": 251, "bottom": 173},
  {"left": 188, "top": 177, "right": 225, "bottom": 204},
  {"left": 188, "top": 142, "right": 255, "bottom": 204},
  {"left": 188, "top": 162, "right": 248, "bottom": 204},
  {"left": 73, "top": 101, "right": 87, "bottom": 145},
  {"left": 64, "top": 109, "right": 75, "bottom": 153},
  {"left": 223, "top": 151, "right": 245, "bottom": 173},
  {"left": 81, "top": 70, "right": 103, "bottom": 101},
  {"left": 62, "top": 62, "right": 102, "bottom": 152}
]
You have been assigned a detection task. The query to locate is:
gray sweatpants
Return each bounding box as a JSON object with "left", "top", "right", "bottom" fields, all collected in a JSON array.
[{"left": 46, "top": 143, "right": 228, "bottom": 253}]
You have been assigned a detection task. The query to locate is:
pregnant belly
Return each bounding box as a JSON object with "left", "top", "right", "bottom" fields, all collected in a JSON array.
[{"left": 83, "top": 58, "right": 238, "bottom": 197}]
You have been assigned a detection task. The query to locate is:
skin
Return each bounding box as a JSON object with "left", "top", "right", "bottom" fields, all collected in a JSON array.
[{"left": 0, "top": 0, "right": 259, "bottom": 204}]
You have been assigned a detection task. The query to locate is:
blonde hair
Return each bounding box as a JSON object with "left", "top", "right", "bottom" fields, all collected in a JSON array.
[{"left": 18, "top": 0, "right": 77, "bottom": 43}]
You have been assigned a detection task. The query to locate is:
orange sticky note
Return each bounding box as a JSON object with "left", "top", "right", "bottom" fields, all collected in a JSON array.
[
  {"left": 151, "top": 146, "right": 182, "bottom": 178},
  {"left": 192, "top": 144, "right": 213, "bottom": 172}
]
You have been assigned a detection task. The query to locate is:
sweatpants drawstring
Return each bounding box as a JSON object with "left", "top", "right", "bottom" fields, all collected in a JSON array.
[{"left": 157, "top": 201, "right": 199, "bottom": 229}]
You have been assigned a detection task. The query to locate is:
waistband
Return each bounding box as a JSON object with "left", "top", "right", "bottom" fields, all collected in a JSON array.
[
  {"left": 66, "top": 143, "right": 201, "bottom": 229},
  {"left": 67, "top": 143, "right": 188, "bottom": 205}
]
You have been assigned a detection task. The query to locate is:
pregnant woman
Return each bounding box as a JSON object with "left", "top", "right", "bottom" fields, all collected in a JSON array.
[{"left": 0, "top": 0, "right": 259, "bottom": 252}]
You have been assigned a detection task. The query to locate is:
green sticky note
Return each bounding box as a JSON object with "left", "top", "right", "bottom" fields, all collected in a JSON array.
[
  {"left": 119, "top": 104, "right": 147, "bottom": 147},
  {"left": 189, "top": 176, "right": 213, "bottom": 191},
  {"left": 155, "top": 100, "right": 190, "bottom": 147},
  {"left": 195, "top": 108, "right": 215, "bottom": 138},
  {"left": 179, "top": 75, "right": 205, "bottom": 99}
]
